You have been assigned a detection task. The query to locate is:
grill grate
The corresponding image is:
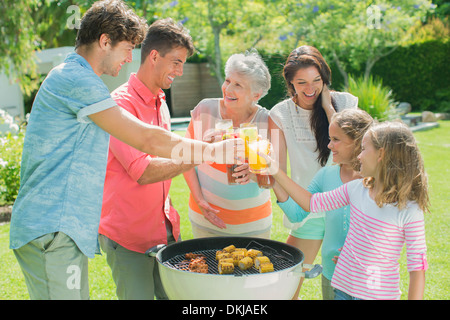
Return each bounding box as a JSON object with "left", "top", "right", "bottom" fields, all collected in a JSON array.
[{"left": 162, "top": 240, "right": 298, "bottom": 275}]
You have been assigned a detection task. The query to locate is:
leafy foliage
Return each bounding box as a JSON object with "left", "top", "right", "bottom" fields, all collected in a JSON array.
[
  {"left": 346, "top": 75, "right": 399, "bottom": 121},
  {"left": 0, "top": 0, "right": 40, "bottom": 96},
  {"left": 1, "top": 0, "right": 446, "bottom": 113},
  {"left": 0, "top": 110, "right": 25, "bottom": 204},
  {"left": 372, "top": 40, "right": 450, "bottom": 112}
]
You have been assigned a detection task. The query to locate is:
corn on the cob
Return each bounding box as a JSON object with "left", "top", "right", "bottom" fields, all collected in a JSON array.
[
  {"left": 223, "top": 245, "right": 236, "bottom": 253},
  {"left": 235, "top": 248, "right": 248, "bottom": 255},
  {"left": 218, "top": 258, "right": 234, "bottom": 265},
  {"left": 246, "top": 249, "right": 263, "bottom": 259},
  {"left": 238, "top": 256, "right": 253, "bottom": 270},
  {"left": 216, "top": 252, "right": 232, "bottom": 261},
  {"left": 254, "top": 256, "right": 271, "bottom": 269},
  {"left": 233, "top": 250, "right": 246, "bottom": 257},
  {"left": 215, "top": 250, "right": 224, "bottom": 259},
  {"left": 218, "top": 262, "right": 234, "bottom": 274},
  {"left": 259, "top": 263, "right": 274, "bottom": 273},
  {"left": 231, "top": 251, "right": 246, "bottom": 266}
]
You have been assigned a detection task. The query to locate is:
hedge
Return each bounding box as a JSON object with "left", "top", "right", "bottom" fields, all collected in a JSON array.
[
  {"left": 23, "top": 41, "right": 449, "bottom": 115},
  {"left": 372, "top": 40, "right": 450, "bottom": 113},
  {"left": 258, "top": 40, "right": 449, "bottom": 112}
]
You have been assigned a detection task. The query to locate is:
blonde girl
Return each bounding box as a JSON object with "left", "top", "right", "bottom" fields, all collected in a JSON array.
[
  {"left": 273, "top": 108, "right": 374, "bottom": 299},
  {"left": 266, "top": 121, "right": 429, "bottom": 300}
]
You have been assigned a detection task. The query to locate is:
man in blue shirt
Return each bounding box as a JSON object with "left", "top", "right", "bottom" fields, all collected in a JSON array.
[{"left": 10, "top": 0, "right": 241, "bottom": 300}]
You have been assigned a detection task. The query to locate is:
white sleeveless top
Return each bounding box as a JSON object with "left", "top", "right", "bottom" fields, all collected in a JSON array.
[{"left": 269, "top": 91, "right": 358, "bottom": 229}]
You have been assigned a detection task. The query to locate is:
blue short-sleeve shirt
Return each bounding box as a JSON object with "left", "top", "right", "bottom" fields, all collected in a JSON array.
[
  {"left": 9, "top": 52, "right": 116, "bottom": 258},
  {"left": 277, "top": 165, "right": 350, "bottom": 280}
]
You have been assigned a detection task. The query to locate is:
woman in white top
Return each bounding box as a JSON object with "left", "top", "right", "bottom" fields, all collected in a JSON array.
[{"left": 268, "top": 45, "right": 358, "bottom": 299}]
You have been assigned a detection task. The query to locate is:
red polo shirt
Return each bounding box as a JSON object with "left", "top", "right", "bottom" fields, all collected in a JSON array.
[{"left": 99, "top": 73, "right": 180, "bottom": 253}]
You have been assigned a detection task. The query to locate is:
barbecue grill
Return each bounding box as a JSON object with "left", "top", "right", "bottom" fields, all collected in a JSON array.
[{"left": 150, "top": 236, "right": 322, "bottom": 300}]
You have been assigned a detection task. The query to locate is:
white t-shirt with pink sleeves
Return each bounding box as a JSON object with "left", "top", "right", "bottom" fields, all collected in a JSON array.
[{"left": 310, "top": 179, "right": 428, "bottom": 300}]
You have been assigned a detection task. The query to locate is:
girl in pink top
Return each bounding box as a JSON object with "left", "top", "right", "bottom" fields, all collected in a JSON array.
[{"left": 265, "top": 121, "right": 429, "bottom": 300}]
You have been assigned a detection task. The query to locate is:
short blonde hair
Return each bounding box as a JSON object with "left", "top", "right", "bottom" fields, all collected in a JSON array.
[{"left": 363, "top": 121, "right": 430, "bottom": 212}]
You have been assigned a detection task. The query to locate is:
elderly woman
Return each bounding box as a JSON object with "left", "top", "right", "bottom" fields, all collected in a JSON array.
[{"left": 183, "top": 50, "right": 272, "bottom": 238}]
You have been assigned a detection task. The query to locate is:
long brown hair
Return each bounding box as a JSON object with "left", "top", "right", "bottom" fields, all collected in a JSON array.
[
  {"left": 363, "top": 121, "right": 430, "bottom": 213},
  {"left": 283, "top": 45, "right": 335, "bottom": 166}
]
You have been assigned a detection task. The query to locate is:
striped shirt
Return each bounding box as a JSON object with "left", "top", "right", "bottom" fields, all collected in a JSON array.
[
  {"left": 310, "top": 179, "right": 428, "bottom": 300},
  {"left": 186, "top": 98, "right": 272, "bottom": 236}
]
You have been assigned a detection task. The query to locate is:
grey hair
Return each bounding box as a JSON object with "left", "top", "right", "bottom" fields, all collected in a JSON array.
[{"left": 224, "top": 50, "right": 271, "bottom": 101}]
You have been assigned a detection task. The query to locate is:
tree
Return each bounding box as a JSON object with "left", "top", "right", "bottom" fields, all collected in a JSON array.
[
  {"left": 1, "top": 0, "right": 436, "bottom": 97},
  {"left": 269, "top": 0, "right": 433, "bottom": 88},
  {"left": 155, "top": 0, "right": 274, "bottom": 85},
  {"left": 0, "top": 0, "right": 40, "bottom": 96},
  {"left": 0, "top": 0, "right": 94, "bottom": 96}
]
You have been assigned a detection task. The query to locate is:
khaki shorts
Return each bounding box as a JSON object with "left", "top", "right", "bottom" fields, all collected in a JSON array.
[
  {"left": 98, "top": 234, "right": 168, "bottom": 300},
  {"left": 13, "top": 232, "right": 89, "bottom": 300}
]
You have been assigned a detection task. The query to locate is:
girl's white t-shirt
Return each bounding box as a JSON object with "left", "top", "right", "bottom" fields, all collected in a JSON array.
[{"left": 310, "top": 179, "right": 427, "bottom": 300}]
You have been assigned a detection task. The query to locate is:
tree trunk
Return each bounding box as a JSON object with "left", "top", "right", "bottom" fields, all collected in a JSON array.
[
  {"left": 212, "top": 26, "right": 224, "bottom": 85},
  {"left": 364, "top": 45, "right": 399, "bottom": 80},
  {"left": 331, "top": 50, "right": 349, "bottom": 90},
  {"left": 207, "top": 0, "right": 228, "bottom": 87}
]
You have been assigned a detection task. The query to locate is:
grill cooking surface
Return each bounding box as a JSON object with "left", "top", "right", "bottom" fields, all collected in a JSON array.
[{"left": 163, "top": 241, "right": 298, "bottom": 275}]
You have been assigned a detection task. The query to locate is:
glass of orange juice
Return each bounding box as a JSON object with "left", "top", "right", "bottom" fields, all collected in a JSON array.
[
  {"left": 239, "top": 123, "right": 258, "bottom": 161},
  {"left": 247, "top": 139, "right": 271, "bottom": 174}
]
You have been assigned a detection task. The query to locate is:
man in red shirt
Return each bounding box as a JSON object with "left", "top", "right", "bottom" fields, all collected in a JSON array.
[{"left": 98, "top": 18, "right": 196, "bottom": 300}]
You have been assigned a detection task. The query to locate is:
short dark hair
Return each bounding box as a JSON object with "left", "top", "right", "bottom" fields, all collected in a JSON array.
[
  {"left": 75, "top": 0, "right": 147, "bottom": 49},
  {"left": 140, "top": 18, "right": 194, "bottom": 63}
]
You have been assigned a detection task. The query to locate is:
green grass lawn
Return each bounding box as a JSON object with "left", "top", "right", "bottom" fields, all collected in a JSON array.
[{"left": 0, "top": 121, "right": 449, "bottom": 300}]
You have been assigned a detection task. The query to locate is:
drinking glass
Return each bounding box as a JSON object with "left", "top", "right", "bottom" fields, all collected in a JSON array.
[
  {"left": 247, "top": 139, "right": 271, "bottom": 174},
  {"left": 256, "top": 171, "right": 275, "bottom": 189},
  {"left": 223, "top": 128, "right": 243, "bottom": 185},
  {"left": 239, "top": 123, "right": 258, "bottom": 161},
  {"left": 215, "top": 119, "right": 233, "bottom": 132}
]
